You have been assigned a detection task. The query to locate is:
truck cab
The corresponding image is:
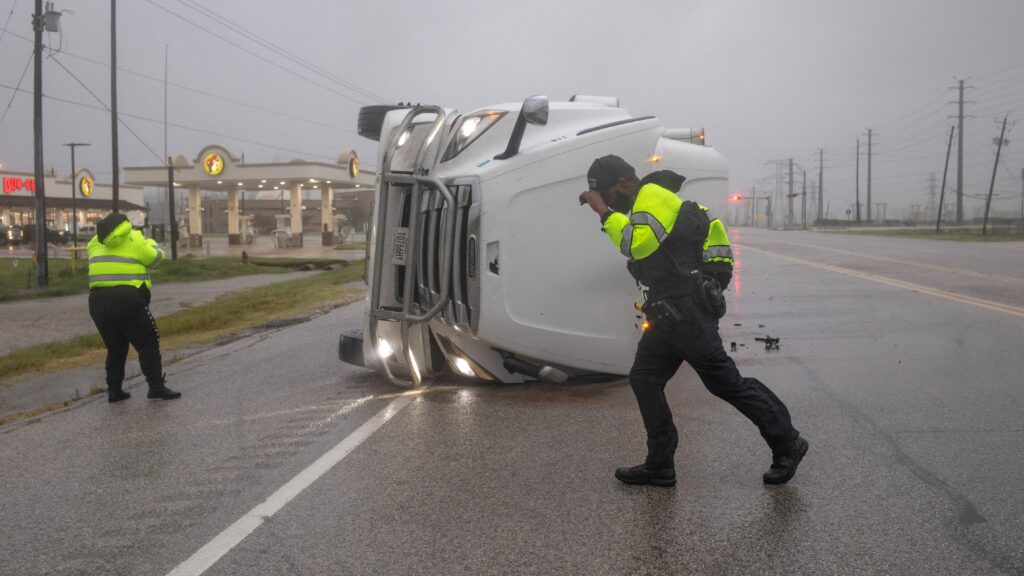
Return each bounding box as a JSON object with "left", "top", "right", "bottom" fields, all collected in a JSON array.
[{"left": 340, "top": 95, "right": 728, "bottom": 385}]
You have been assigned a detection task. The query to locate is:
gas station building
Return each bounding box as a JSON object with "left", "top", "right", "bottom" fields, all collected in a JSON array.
[
  {"left": 1, "top": 167, "right": 145, "bottom": 230},
  {"left": 124, "top": 145, "right": 374, "bottom": 247}
]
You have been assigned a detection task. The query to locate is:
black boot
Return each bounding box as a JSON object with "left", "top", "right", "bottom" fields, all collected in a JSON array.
[
  {"left": 763, "top": 436, "right": 809, "bottom": 485},
  {"left": 107, "top": 385, "right": 131, "bottom": 403},
  {"left": 147, "top": 373, "right": 181, "bottom": 400},
  {"left": 614, "top": 463, "right": 676, "bottom": 487}
]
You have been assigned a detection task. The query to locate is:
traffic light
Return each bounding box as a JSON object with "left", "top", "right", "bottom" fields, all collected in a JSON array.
[{"left": 728, "top": 194, "right": 742, "bottom": 202}]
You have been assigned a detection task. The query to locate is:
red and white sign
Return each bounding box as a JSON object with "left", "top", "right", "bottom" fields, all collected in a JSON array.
[{"left": 3, "top": 177, "right": 35, "bottom": 194}]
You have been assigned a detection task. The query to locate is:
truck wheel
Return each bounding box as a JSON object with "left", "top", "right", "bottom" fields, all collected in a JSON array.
[{"left": 357, "top": 104, "right": 412, "bottom": 142}]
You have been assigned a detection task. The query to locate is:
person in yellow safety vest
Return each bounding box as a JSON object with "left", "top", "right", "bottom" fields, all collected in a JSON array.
[
  {"left": 87, "top": 213, "right": 180, "bottom": 402},
  {"left": 579, "top": 155, "right": 807, "bottom": 487}
]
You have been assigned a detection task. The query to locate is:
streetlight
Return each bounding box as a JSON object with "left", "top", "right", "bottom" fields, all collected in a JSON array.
[{"left": 63, "top": 142, "right": 90, "bottom": 248}]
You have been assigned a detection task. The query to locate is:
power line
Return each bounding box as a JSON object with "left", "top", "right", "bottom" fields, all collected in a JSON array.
[
  {"left": 177, "top": 0, "right": 389, "bottom": 104},
  {"left": 0, "top": 0, "right": 16, "bottom": 49},
  {"left": 0, "top": 24, "right": 359, "bottom": 135},
  {"left": 141, "top": 0, "right": 380, "bottom": 108},
  {"left": 0, "top": 48, "right": 31, "bottom": 126},
  {"left": 0, "top": 80, "right": 339, "bottom": 163},
  {"left": 48, "top": 54, "right": 164, "bottom": 163}
]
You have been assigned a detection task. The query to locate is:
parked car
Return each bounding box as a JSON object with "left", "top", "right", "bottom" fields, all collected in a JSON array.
[
  {"left": 77, "top": 224, "right": 97, "bottom": 242},
  {"left": 2, "top": 225, "right": 25, "bottom": 246},
  {"left": 22, "top": 225, "right": 69, "bottom": 245}
]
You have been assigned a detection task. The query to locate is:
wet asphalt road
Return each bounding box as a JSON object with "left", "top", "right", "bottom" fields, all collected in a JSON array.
[{"left": 1, "top": 228, "right": 1023, "bottom": 576}]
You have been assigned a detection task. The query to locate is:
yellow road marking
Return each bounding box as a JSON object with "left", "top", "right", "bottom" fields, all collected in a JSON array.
[
  {"left": 757, "top": 236, "right": 1024, "bottom": 287},
  {"left": 743, "top": 245, "right": 1024, "bottom": 320}
]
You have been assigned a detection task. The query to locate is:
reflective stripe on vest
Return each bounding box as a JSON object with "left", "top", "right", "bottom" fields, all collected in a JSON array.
[
  {"left": 620, "top": 226, "right": 634, "bottom": 257},
  {"left": 704, "top": 245, "right": 734, "bottom": 260},
  {"left": 150, "top": 249, "right": 164, "bottom": 268},
  {"left": 89, "top": 255, "right": 145, "bottom": 266},
  {"left": 89, "top": 273, "right": 150, "bottom": 283},
  {"left": 630, "top": 212, "right": 669, "bottom": 243}
]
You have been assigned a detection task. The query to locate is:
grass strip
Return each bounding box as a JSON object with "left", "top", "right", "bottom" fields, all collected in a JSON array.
[
  {"left": 0, "top": 256, "right": 343, "bottom": 301},
  {"left": 0, "top": 262, "right": 365, "bottom": 386}
]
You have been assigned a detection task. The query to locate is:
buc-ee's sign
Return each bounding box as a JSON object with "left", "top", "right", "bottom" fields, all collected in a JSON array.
[{"left": 3, "top": 177, "right": 35, "bottom": 194}]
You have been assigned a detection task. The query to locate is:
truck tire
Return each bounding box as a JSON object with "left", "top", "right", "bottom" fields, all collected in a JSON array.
[{"left": 357, "top": 105, "right": 412, "bottom": 142}]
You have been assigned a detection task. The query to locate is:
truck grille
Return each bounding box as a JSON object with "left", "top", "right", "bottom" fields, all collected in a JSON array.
[{"left": 394, "top": 183, "right": 477, "bottom": 329}]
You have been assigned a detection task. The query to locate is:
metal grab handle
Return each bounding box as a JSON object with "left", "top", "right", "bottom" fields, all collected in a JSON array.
[{"left": 387, "top": 175, "right": 456, "bottom": 324}]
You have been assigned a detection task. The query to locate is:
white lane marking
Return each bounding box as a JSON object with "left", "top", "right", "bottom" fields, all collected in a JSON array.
[
  {"left": 755, "top": 236, "right": 1024, "bottom": 286},
  {"left": 165, "top": 391, "right": 418, "bottom": 576},
  {"left": 743, "top": 245, "right": 1024, "bottom": 320}
]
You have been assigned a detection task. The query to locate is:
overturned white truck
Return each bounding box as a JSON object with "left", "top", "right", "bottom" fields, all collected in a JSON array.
[{"left": 339, "top": 95, "right": 728, "bottom": 385}]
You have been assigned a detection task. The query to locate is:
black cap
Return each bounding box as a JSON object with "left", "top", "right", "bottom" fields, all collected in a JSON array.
[
  {"left": 96, "top": 213, "right": 128, "bottom": 243},
  {"left": 587, "top": 155, "right": 636, "bottom": 192}
]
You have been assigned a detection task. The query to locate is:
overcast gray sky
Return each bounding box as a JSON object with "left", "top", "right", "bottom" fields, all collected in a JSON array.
[{"left": 1, "top": 0, "right": 1022, "bottom": 219}]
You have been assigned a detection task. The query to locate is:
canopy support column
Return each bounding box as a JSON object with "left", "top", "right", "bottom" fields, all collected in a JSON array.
[
  {"left": 188, "top": 184, "right": 203, "bottom": 247},
  {"left": 289, "top": 182, "right": 303, "bottom": 246},
  {"left": 321, "top": 184, "right": 334, "bottom": 246},
  {"left": 227, "top": 188, "right": 240, "bottom": 244}
]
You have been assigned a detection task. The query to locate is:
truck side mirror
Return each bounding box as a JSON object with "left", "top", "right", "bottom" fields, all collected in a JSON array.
[
  {"left": 522, "top": 95, "right": 549, "bottom": 126},
  {"left": 495, "top": 95, "right": 549, "bottom": 160}
]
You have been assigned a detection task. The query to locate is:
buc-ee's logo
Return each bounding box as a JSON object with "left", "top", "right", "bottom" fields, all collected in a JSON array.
[
  {"left": 3, "top": 177, "right": 35, "bottom": 194},
  {"left": 202, "top": 152, "right": 225, "bottom": 176},
  {"left": 79, "top": 176, "right": 93, "bottom": 197},
  {"left": 349, "top": 156, "right": 359, "bottom": 179}
]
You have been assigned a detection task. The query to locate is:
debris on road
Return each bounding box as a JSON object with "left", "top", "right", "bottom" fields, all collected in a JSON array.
[{"left": 755, "top": 335, "right": 781, "bottom": 351}]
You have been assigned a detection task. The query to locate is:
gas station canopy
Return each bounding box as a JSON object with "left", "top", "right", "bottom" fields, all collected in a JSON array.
[{"left": 123, "top": 145, "right": 374, "bottom": 246}]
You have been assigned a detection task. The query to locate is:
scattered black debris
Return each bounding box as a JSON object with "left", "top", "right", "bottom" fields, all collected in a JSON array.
[
  {"left": 755, "top": 335, "right": 781, "bottom": 351},
  {"left": 730, "top": 341, "right": 737, "bottom": 352},
  {"left": 733, "top": 323, "right": 742, "bottom": 327},
  {"left": 758, "top": 324, "right": 766, "bottom": 328}
]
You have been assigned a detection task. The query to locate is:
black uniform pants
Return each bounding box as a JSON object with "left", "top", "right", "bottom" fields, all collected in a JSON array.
[
  {"left": 88, "top": 285, "right": 163, "bottom": 389},
  {"left": 629, "top": 297, "right": 798, "bottom": 468}
]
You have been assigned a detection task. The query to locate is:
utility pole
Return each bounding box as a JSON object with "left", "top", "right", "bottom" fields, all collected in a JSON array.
[
  {"left": 801, "top": 169, "right": 807, "bottom": 229},
  {"left": 750, "top": 186, "right": 756, "bottom": 225},
  {"left": 867, "top": 129, "right": 873, "bottom": 222},
  {"left": 163, "top": 44, "right": 168, "bottom": 232},
  {"left": 855, "top": 138, "right": 861, "bottom": 223},
  {"left": 32, "top": 0, "right": 53, "bottom": 288},
  {"left": 956, "top": 79, "right": 965, "bottom": 223},
  {"left": 110, "top": 0, "right": 119, "bottom": 213},
  {"left": 63, "top": 142, "right": 90, "bottom": 248},
  {"left": 926, "top": 172, "right": 937, "bottom": 221},
  {"left": 788, "top": 158, "right": 794, "bottom": 227},
  {"left": 818, "top": 148, "right": 824, "bottom": 224},
  {"left": 166, "top": 157, "right": 178, "bottom": 260},
  {"left": 936, "top": 125, "right": 955, "bottom": 232},
  {"left": 983, "top": 115, "right": 1010, "bottom": 237}
]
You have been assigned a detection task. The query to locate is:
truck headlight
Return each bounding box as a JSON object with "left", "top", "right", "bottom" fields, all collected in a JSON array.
[
  {"left": 377, "top": 339, "right": 394, "bottom": 359},
  {"left": 441, "top": 110, "right": 506, "bottom": 162},
  {"left": 453, "top": 357, "right": 475, "bottom": 378}
]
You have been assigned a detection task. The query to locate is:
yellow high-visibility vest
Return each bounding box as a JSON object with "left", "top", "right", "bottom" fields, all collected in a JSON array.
[
  {"left": 87, "top": 220, "right": 164, "bottom": 290},
  {"left": 602, "top": 182, "right": 734, "bottom": 266}
]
